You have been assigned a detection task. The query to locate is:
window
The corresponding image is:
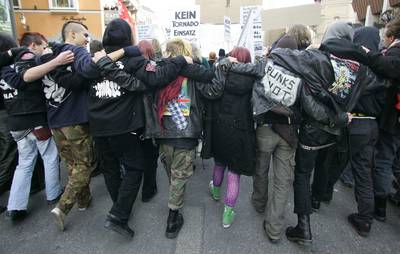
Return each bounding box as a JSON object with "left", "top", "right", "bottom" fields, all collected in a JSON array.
[
  {"left": 13, "top": 0, "right": 21, "bottom": 9},
  {"left": 49, "top": 0, "right": 78, "bottom": 10}
]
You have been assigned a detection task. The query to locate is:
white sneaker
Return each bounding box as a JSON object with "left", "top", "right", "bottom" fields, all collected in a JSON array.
[{"left": 51, "top": 207, "right": 66, "bottom": 231}]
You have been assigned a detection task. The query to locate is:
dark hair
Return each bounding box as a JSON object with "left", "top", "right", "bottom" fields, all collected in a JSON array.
[
  {"left": 19, "top": 32, "right": 47, "bottom": 47},
  {"left": 89, "top": 39, "right": 103, "bottom": 55},
  {"left": 229, "top": 47, "right": 251, "bottom": 63},
  {"left": 61, "top": 21, "right": 88, "bottom": 42},
  {"left": 385, "top": 16, "right": 400, "bottom": 39},
  {"left": 0, "top": 32, "right": 17, "bottom": 52}
]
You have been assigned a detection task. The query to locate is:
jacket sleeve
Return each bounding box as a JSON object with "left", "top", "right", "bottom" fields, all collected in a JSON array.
[
  {"left": 365, "top": 47, "right": 400, "bottom": 80},
  {"left": 180, "top": 63, "right": 214, "bottom": 82},
  {"left": 96, "top": 56, "right": 146, "bottom": 92},
  {"left": 135, "top": 56, "right": 187, "bottom": 87},
  {"left": 195, "top": 65, "right": 225, "bottom": 100},
  {"left": 0, "top": 52, "right": 12, "bottom": 68},
  {"left": 52, "top": 67, "right": 88, "bottom": 91},
  {"left": 1, "top": 66, "right": 28, "bottom": 90},
  {"left": 72, "top": 46, "right": 101, "bottom": 79},
  {"left": 228, "top": 60, "right": 266, "bottom": 79}
]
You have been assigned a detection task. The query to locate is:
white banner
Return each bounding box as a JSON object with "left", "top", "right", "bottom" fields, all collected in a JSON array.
[
  {"left": 239, "top": 6, "right": 263, "bottom": 60},
  {"left": 137, "top": 24, "right": 154, "bottom": 41},
  {"left": 168, "top": 6, "right": 200, "bottom": 43},
  {"left": 224, "top": 16, "right": 231, "bottom": 42}
]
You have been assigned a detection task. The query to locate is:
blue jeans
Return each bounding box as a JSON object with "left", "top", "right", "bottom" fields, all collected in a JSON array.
[{"left": 7, "top": 131, "right": 61, "bottom": 210}]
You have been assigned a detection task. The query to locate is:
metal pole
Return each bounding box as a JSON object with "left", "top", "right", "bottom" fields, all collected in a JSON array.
[{"left": 8, "top": 0, "right": 17, "bottom": 39}]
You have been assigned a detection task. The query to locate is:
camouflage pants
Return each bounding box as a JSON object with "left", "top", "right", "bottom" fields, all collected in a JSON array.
[
  {"left": 52, "top": 124, "right": 94, "bottom": 214},
  {"left": 159, "top": 144, "right": 195, "bottom": 210}
]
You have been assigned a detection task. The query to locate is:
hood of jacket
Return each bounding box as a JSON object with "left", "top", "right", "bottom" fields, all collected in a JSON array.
[
  {"left": 102, "top": 18, "right": 133, "bottom": 53},
  {"left": 322, "top": 21, "right": 353, "bottom": 43},
  {"left": 353, "top": 27, "right": 380, "bottom": 51}
]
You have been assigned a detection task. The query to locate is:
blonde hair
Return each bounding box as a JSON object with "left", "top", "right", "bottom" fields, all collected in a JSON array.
[{"left": 165, "top": 37, "right": 192, "bottom": 57}]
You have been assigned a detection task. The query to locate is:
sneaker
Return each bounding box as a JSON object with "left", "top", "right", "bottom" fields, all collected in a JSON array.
[
  {"left": 209, "top": 181, "right": 221, "bottom": 201},
  {"left": 348, "top": 213, "right": 371, "bottom": 237},
  {"left": 78, "top": 196, "right": 92, "bottom": 211},
  {"left": 222, "top": 205, "right": 235, "bottom": 228},
  {"left": 51, "top": 207, "right": 66, "bottom": 231}
]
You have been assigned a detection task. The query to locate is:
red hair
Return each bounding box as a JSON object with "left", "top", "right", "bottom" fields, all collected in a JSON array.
[
  {"left": 138, "top": 40, "right": 155, "bottom": 60},
  {"left": 229, "top": 47, "right": 251, "bottom": 63}
]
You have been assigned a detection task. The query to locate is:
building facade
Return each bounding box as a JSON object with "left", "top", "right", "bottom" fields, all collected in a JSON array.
[{"left": 13, "top": 0, "right": 103, "bottom": 40}]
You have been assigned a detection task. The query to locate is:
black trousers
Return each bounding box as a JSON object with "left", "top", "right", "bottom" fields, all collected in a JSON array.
[
  {"left": 94, "top": 132, "right": 145, "bottom": 223},
  {"left": 312, "top": 143, "right": 349, "bottom": 202},
  {"left": 293, "top": 145, "right": 335, "bottom": 215},
  {"left": 141, "top": 139, "right": 159, "bottom": 196},
  {"left": 349, "top": 119, "right": 379, "bottom": 223},
  {"left": 373, "top": 130, "right": 400, "bottom": 198}
]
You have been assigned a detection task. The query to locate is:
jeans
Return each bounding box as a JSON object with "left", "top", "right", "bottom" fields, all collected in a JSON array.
[
  {"left": 94, "top": 132, "right": 145, "bottom": 223},
  {"left": 7, "top": 132, "right": 61, "bottom": 210}
]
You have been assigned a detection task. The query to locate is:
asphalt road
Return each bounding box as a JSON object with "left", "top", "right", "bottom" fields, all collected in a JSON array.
[{"left": 1, "top": 158, "right": 400, "bottom": 254}]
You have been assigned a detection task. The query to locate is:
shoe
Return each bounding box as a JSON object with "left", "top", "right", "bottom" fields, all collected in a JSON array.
[
  {"left": 51, "top": 207, "right": 66, "bottom": 231},
  {"left": 165, "top": 209, "right": 184, "bottom": 239},
  {"left": 78, "top": 196, "right": 92, "bottom": 211},
  {"left": 142, "top": 187, "right": 158, "bottom": 203},
  {"left": 348, "top": 213, "right": 371, "bottom": 237},
  {"left": 374, "top": 196, "right": 387, "bottom": 222},
  {"left": 6, "top": 210, "right": 28, "bottom": 221},
  {"left": 209, "top": 181, "right": 221, "bottom": 201},
  {"left": 222, "top": 205, "right": 235, "bottom": 228},
  {"left": 104, "top": 214, "right": 135, "bottom": 238},
  {"left": 311, "top": 197, "right": 321, "bottom": 212},
  {"left": 263, "top": 221, "right": 280, "bottom": 244},
  {"left": 286, "top": 214, "right": 312, "bottom": 246},
  {"left": 0, "top": 206, "right": 6, "bottom": 214},
  {"left": 47, "top": 188, "right": 64, "bottom": 205}
]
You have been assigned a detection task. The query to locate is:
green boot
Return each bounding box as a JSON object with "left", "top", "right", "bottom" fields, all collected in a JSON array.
[
  {"left": 209, "top": 181, "right": 221, "bottom": 201},
  {"left": 222, "top": 205, "right": 235, "bottom": 228}
]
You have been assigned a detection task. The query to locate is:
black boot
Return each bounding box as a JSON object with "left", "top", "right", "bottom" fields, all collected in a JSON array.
[
  {"left": 165, "top": 209, "right": 184, "bottom": 239},
  {"left": 104, "top": 213, "right": 135, "bottom": 238},
  {"left": 374, "top": 196, "right": 387, "bottom": 222},
  {"left": 348, "top": 213, "right": 371, "bottom": 237},
  {"left": 286, "top": 214, "right": 312, "bottom": 245},
  {"left": 311, "top": 197, "right": 321, "bottom": 212}
]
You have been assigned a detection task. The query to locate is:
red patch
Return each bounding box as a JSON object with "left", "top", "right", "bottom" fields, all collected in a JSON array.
[{"left": 145, "top": 63, "right": 156, "bottom": 72}]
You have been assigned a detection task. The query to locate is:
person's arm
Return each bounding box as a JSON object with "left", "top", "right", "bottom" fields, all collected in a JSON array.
[
  {"left": 195, "top": 64, "right": 226, "bottom": 100},
  {"left": 22, "top": 50, "right": 74, "bottom": 82},
  {"left": 93, "top": 53, "right": 146, "bottom": 92},
  {"left": 220, "top": 57, "right": 266, "bottom": 78},
  {"left": 180, "top": 63, "right": 215, "bottom": 83},
  {"left": 1, "top": 66, "right": 28, "bottom": 90},
  {"left": 365, "top": 47, "right": 400, "bottom": 80},
  {"left": 134, "top": 56, "right": 190, "bottom": 87},
  {"left": 0, "top": 47, "right": 28, "bottom": 67}
]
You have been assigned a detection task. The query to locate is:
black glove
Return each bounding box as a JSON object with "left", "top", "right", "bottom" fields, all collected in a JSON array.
[{"left": 123, "top": 46, "right": 141, "bottom": 57}]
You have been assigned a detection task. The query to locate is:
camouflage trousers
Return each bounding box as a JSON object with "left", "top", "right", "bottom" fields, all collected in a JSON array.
[
  {"left": 159, "top": 144, "right": 195, "bottom": 210},
  {"left": 52, "top": 124, "right": 94, "bottom": 214}
]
